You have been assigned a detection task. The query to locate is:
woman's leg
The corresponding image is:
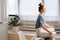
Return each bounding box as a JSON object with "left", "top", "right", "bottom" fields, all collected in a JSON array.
[
  {"left": 36, "top": 28, "right": 45, "bottom": 40},
  {"left": 36, "top": 28, "right": 41, "bottom": 37},
  {"left": 50, "top": 32, "right": 56, "bottom": 40}
]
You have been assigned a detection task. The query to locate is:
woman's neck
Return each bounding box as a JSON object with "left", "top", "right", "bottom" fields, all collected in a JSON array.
[{"left": 40, "top": 13, "right": 43, "bottom": 15}]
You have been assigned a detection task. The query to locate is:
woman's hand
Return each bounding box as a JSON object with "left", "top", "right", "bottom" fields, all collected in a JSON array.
[
  {"left": 49, "top": 31, "right": 52, "bottom": 35},
  {"left": 42, "top": 24, "right": 52, "bottom": 35},
  {"left": 50, "top": 26, "right": 54, "bottom": 28}
]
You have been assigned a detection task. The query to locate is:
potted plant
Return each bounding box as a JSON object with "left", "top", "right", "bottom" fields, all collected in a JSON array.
[{"left": 8, "top": 15, "right": 22, "bottom": 32}]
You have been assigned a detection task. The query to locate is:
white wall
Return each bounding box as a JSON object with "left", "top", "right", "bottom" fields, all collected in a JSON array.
[
  {"left": 0, "top": 23, "right": 8, "bottom": 40},
  {"left": 0, "top": 0, "right": 8, "bottom": 40},
  {"left": 0, "top": 0, "right": 7, "bottom": 22},
  {"left": 0, "top": 0, "right": 2, "bottom": 22}
]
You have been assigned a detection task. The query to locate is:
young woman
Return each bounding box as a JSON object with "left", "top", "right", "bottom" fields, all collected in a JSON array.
[{"left": 36, "top": 3, "right": 55, "bottom": 40}]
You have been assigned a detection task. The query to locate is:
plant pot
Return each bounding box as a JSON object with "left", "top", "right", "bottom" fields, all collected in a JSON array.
[{"left": 12, "top": 26, "right": 20, "bottom": 32}]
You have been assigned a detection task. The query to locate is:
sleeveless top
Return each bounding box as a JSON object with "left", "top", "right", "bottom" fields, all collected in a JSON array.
[{"left": 35, "top": 14, "right": 45, "bottom": 28}]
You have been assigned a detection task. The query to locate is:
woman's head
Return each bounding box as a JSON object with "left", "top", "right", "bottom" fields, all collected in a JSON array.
[{"left": 39, "top": 3, "right": 46, "bottom": 14}]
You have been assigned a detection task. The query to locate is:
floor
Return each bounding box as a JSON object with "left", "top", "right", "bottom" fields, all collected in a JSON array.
[
  {"left": 55, "top": 34, "right": 60, "bottom": 40},
  {"left": 8, "top": 30, "right": 60, "bottom": 40},
  {"left": 23, "top": 31, "right": 60, "bottom": 40}
]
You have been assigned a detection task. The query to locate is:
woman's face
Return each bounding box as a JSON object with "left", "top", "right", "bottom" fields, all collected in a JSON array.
[
  {"left": 42, "top": 7, "right": 46, "bottom": 13},
  {"left": 41, "top": 6, "right": 46, "bottom": 14}
]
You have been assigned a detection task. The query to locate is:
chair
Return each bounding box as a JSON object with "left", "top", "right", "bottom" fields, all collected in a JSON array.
[{"left": 18, "top": 31, "right": 27, "bottom": 40}]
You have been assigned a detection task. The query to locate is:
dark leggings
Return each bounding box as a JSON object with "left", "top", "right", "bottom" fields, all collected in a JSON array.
[{"left": 45, "top": 37, "right": 51, "bottom": 40}]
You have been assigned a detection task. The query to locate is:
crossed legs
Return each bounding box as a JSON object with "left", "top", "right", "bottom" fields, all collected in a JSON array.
[{"left": 36, "top": 28, "right": 56, "bottom": 40}]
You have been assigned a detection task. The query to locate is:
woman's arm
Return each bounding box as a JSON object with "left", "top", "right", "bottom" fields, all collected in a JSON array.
[
  {"left": 42, "top": 24, "right": 52, "bottom": 35},
  {"left": 44, "top": 23, "right": 54, "bottom": 28}
]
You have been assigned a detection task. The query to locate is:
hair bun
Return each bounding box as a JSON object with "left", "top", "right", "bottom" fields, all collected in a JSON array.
[
  {"left": 39, "top": 3, "right": 42, "bottom": 6},
  {"left": 39, "top": 3, "right": 43, "bottom": 7}
]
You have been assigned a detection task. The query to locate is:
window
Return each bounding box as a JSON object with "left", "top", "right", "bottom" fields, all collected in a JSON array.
[
  {"left": 44, "top": 0, "right": 59, "bottom": 16},
  {"left": 19, "top": 0, "right": 59, "bottom": 17},
  {"left": 6, "top": 0, "right": 18, "bottom": 16},
  {"left": 19, "top": 0, "right": 59, "bottom": 20},
  {"left": 19, "top": 0, "right": 42, "bottom": 16}
]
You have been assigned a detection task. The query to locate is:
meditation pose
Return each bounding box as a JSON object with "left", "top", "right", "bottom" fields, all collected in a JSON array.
[{"left": 36, "top": 3, "right": 55, "bottom": 40}]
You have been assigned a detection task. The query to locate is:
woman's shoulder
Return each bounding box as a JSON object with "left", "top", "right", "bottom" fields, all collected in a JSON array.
[{"left": 38, "top": 14, "right": 42, "bottom": 18}]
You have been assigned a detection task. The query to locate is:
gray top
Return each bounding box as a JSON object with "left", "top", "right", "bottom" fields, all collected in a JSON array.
[{"left": 35, "top": 14, "right": 45, "bottom": 28}]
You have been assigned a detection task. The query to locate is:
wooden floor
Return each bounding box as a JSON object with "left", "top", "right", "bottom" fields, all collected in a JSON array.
[
  {"left": 56, "top": 38, "right": 60, "bottom": 40},
  {"left": 8, "top": 34, "right": 60, "bottom": 40},
  {"left": 55, "top": 34, "right": 60, "bottom": 40},
  {"left": 8, "top": 30, "right": 60, "bottom": 40},
  {"left": 8, "top": 34, "right": 33, "bottom": 40}
]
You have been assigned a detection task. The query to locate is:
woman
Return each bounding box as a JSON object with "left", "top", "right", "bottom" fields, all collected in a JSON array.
[{"left": 36, "top": 3, "right": 55, "bottom": 40}]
